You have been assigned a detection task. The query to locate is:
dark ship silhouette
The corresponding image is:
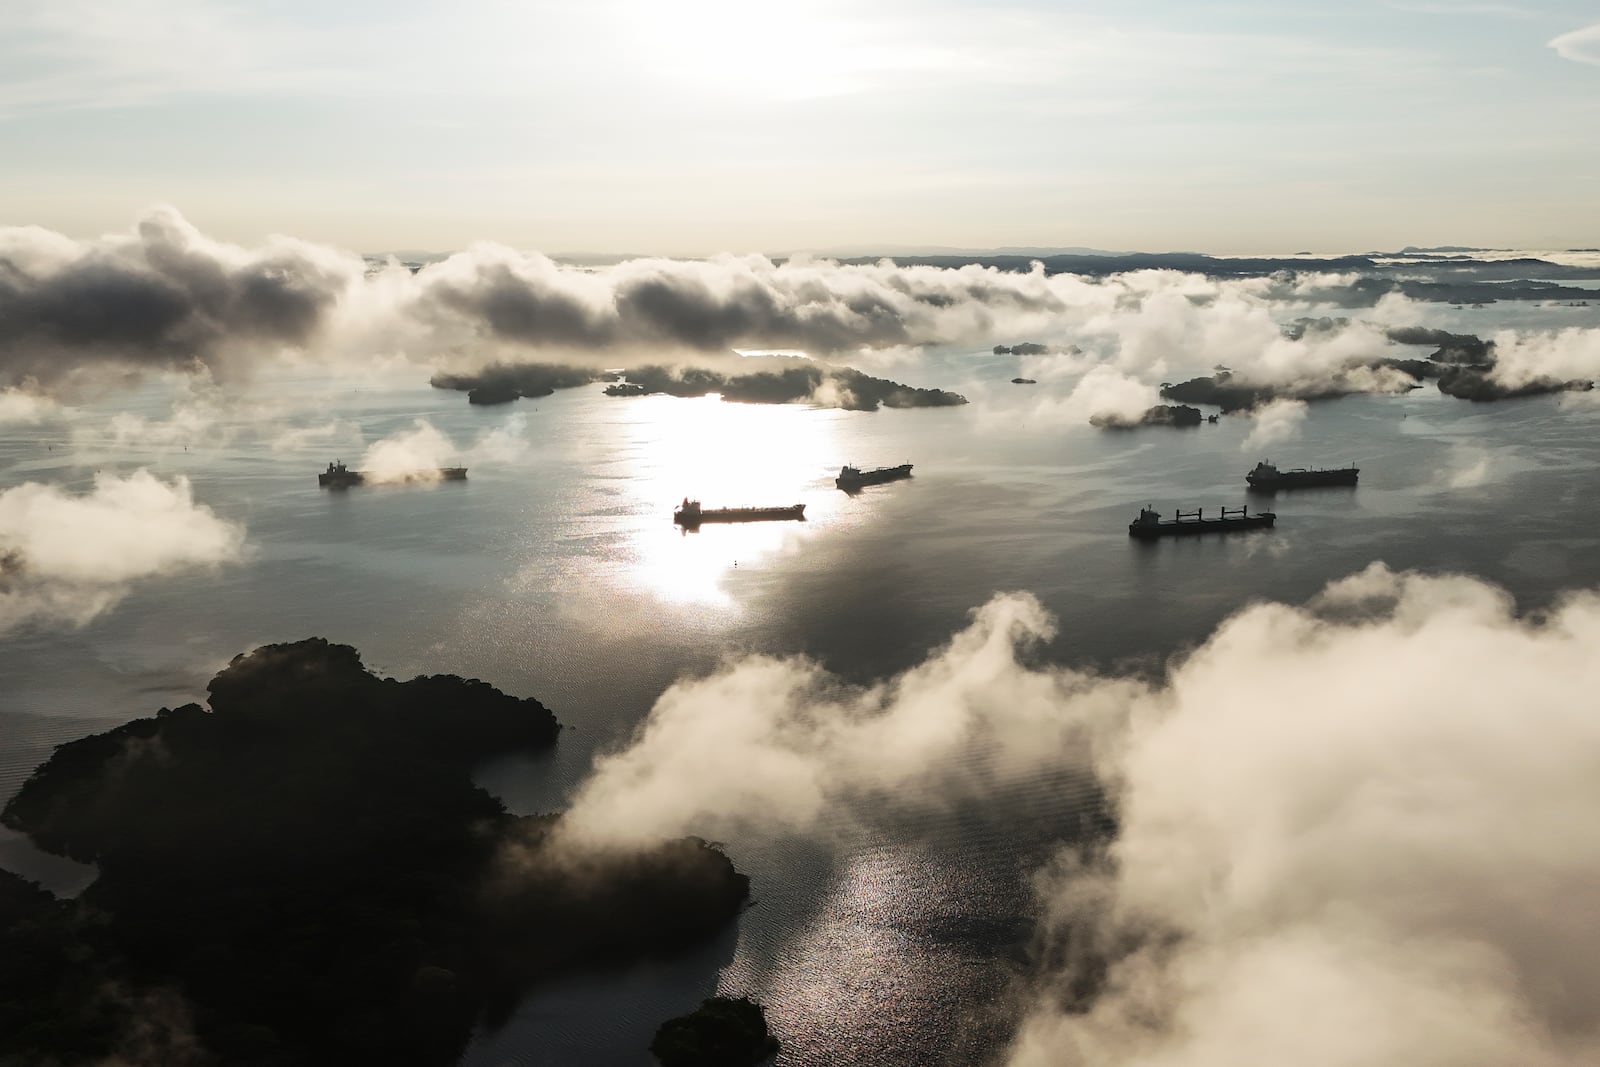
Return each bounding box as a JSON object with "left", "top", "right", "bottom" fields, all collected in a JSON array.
[
  {"left": 318, "top": 460, "right": 468, "bottom": 488},
  {"left": 1128, "top": 505, "right": 1275, "bottom": 539},
  {"left": 835, "top": 463, "right": 913, "bottom": 490},
  {"left": 1246, "top": 460, "right": 1358, "bottom": 490},
  {"left": 674, "top": 499, "right": 806, "bottom": 527}
]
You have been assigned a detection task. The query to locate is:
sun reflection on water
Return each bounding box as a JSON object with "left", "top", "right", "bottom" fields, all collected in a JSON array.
[{"left": 602, "top": 395, "right": 850, "bottom": 608}]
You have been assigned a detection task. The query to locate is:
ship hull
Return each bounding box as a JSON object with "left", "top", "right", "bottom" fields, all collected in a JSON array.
[
  {"left": 675, "top": 505, "right": 806, "bottom": 526},
  {"left": 319, "top": 467, "right": 467, "bottom": 488},
  {"left": 836, "top": 464, "right": 913, "bottom": 489},
  {"left": 1247, "top": 468, "right": 1358, "bottom": 490},
  {"left": 1129, "top": 514, "right": 1275, "bottom": 539}
]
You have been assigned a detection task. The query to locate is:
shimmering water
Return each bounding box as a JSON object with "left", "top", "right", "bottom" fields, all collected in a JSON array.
[{"left": 6, "top": 314, "right": 1600, "bottom": 1064}]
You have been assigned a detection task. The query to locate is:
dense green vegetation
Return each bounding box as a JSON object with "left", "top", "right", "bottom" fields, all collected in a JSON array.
[
  {"left": 429, "top": 363, "right": 607, "bottom": 405},
  {"left": 0, "top": 639, "right": 748, "bottom": 1067},
  {"left": 651, "top": 996, "right": 780, "bottom": 1067},
  {"left": 431, "top": 357, "right": 968, "bottom": 411},
  {"left": 613, "top": 361, "right": 967, "bottom": 410},
  {"left": 1090, "top": 404, "right": 1203, "bottom": 429}
]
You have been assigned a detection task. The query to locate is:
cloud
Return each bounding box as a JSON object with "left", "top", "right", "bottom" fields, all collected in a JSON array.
[
  {"left": 1064, "top": 366, "right": 1163, "bottom": 427},
  {"left": 103, "top": 405, "right": 221, "bottom": 451},
  {"left": 355, "top": 417, "right": 529, "bottom": 483},
  {"left": 0, "top": 208, "right": 359, "bottom": 391},
  {"left": 412, "top": 249, "right": 1087, "bottom": 359},
  {"left": 0, "top": 470, "right": 246, "bottom": 633},
  {"left": 560, "top": 593, "right": 1133, "bottom": 847},
  {"left": 1008, "top": 563, "right": 1600, "bottom": 1066},
  {"left": 1485, "top": 326, "right": 1600, "bottom": 388},
  {"left": 4, "top": 210, "right": 1411, "bottom": 398},
  {"left": 1549, "top": 23, "right": 1600, "bottom": 65},
  {"left": 357, "top": 420, "right": 457, "bottom": 483},
  {"left": 1445, "top": 445, "right": 1496, "bottom": 489},
  {"left": 21, "top": 209, "right": 1583, "bottom": 416},
  {"left": 267, "top": 419, "right": 363, "bottom": 456},
  {"left": 1240, "top": 397, "right": 1307, "bottom": 452},
  {"left": 0, "top": 386, "right": 57, "bottom": 424},
  {"left": 66, "top": 375, "right": 271, "bottom": 453},
  {"left": 561, "top": 565, "right": 1600, "bottom": 1066}
]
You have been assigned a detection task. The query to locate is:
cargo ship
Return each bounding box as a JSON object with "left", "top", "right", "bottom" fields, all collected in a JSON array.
[
  {"left": 1128, "top": 505, "right": 1275, "bottom": 539},
  {"left": 1246, "top": 460, "right": 1358, "bottom": 490},
  {"left": 836, "top": 463, "right": 912, "bottom": 489},
  {"left": 674, "top": 498, "right": 806, "bottom": 526},
  {"left": 318, "top": 461, "right": 468, "bottom": 488}
]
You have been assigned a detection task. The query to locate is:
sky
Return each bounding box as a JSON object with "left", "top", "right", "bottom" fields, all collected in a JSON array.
[{"left": 1, "top": 0, "right": 1598, "bottom": 256}]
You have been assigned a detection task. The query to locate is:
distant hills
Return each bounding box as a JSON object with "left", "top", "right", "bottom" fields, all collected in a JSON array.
[
  {"left": 365, "top": 245, "right": 1600, "bottom": 278},
  {"left": 1399, "top": 245, "right": 1503, "bottom": 254},
  {"left": 790, "top": 244, "right": 1133, "bottom": 258}
]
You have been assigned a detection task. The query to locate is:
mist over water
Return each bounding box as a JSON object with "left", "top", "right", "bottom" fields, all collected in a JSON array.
[{"left": 6, "top": 308, "right": 1600, "bottom": 1062}]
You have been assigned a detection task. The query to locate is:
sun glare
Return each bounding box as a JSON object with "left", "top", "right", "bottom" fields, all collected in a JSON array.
[
  {"left": 606, "top": 395, "right": 844, "bottom": 607},
  {"left": 627, "top": 0, "right": 876, "bottom": 100}
]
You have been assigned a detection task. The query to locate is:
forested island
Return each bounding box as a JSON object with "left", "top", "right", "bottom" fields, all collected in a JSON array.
[
  {"left": 429, "top": 363, "right": 608, "bottom": 405},
  {"left": 432, "top": 358, "right": 968, "bottom": 412},
  {"left": 1089, "top": 404, "right": 1203, "bottom": 429},
  {"left": 0, "top": 639, "right": 749, "bottom": 1067},
  {"left": 832, "top": 251, "right": 1600, "bottom": 304},
  {"left": 1157, "top": 370, "right": 1365, "bottom": 412},
  {"left": 1159, "top": 327, "right": 1592, "bottom": 411},
  {"left": 651, "top": 996, "right": 780, "bottom": 1067}
]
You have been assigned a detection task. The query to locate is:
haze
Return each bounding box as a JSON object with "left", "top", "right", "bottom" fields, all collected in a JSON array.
[{"left": 4, "top": 0, "right": 1600, "bottom": 255}]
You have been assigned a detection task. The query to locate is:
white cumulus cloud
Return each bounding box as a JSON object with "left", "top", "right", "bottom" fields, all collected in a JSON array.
[
  {"left": 560, "top": 564, "right": 1600, "bottom": 1067},
  {"left": 0, "top": 470, "right": 246, "bottom": 633},
  {"left": 1549, "top": 23, "right": 1600, "bottom": 65}
]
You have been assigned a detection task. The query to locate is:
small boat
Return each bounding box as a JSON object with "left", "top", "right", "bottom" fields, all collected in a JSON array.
[
  {"left": 835, "top": 463, "right": 912, "bottom": 490},
  {"left": 674, "top": 499, "right": 805, "bottom": 526},
  {"left": 1128, "top": 505, "right": 1275, "bottom": 539}
]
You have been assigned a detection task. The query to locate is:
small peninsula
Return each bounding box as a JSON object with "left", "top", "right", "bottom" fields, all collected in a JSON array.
[{"left": 0, "top": 639, "right": 749, "bottom": 1067}]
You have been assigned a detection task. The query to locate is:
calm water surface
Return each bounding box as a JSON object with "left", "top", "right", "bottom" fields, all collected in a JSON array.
[{"left": 5, "top": 320, "right": 1600, "bottom": 1064}]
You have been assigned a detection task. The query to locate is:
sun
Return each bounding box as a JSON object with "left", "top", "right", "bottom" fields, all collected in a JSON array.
[{"left": 624, "top": 0, "right": 874, "bottom": 100}]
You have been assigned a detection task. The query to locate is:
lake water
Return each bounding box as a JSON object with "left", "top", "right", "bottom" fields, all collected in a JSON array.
[{"left": 5, "top": 305, "right": 1600, "bottom": 1064}]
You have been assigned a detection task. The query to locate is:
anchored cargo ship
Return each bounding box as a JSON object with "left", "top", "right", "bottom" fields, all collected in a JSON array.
[
  {"left": 674, "top": 498, "right": 805, "bottom": 526},
  {"left": 1128, "top": 505, "right": 1275, "bottom": 539},
  {"left": 1246, "top": 460, "right": 1358, "bottom": 490},
  {"left": 318, "top": 461, "right": 468, "bottom": 488},
  {"left": 836, "top": 463, "right": 913, "bottom": 489}
]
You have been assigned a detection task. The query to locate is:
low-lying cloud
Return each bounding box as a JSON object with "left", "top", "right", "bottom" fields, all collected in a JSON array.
[
  {"left": 356, "top": 416, "right": 530, "bottom": 483},
  {"left": 0, "top": 210, "right": 1396, "bottom": 399},
  {"left": 562, "top": 565, "right": 1600, "bottom": 1066},
  {"left": 1240, "top": 397, "right": 1307, "bottom": 452},
  {"left": 11, "top": 210, "right": 1600, "bottom": 422},
  {"left": 560, "top": 593, "right": 1131, "bottom": 847},
  {"left": 1010, "top": 564, "right": 1600, "bottom": 1066},
  {"left": 0, "top": 387, "right": 57, "bottom": 425},
  {"left": 0, "top": 209, "right": 358, "bottom": 390},
  {"left": 1063, "top": 367, "right": 1162, "bottom": 427},
  {"left": 1485, "top": 326, "right": 1600, "bottom": 388},
  {"left": 0, "top": 470, "right": 246, "bottom": 633}
]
